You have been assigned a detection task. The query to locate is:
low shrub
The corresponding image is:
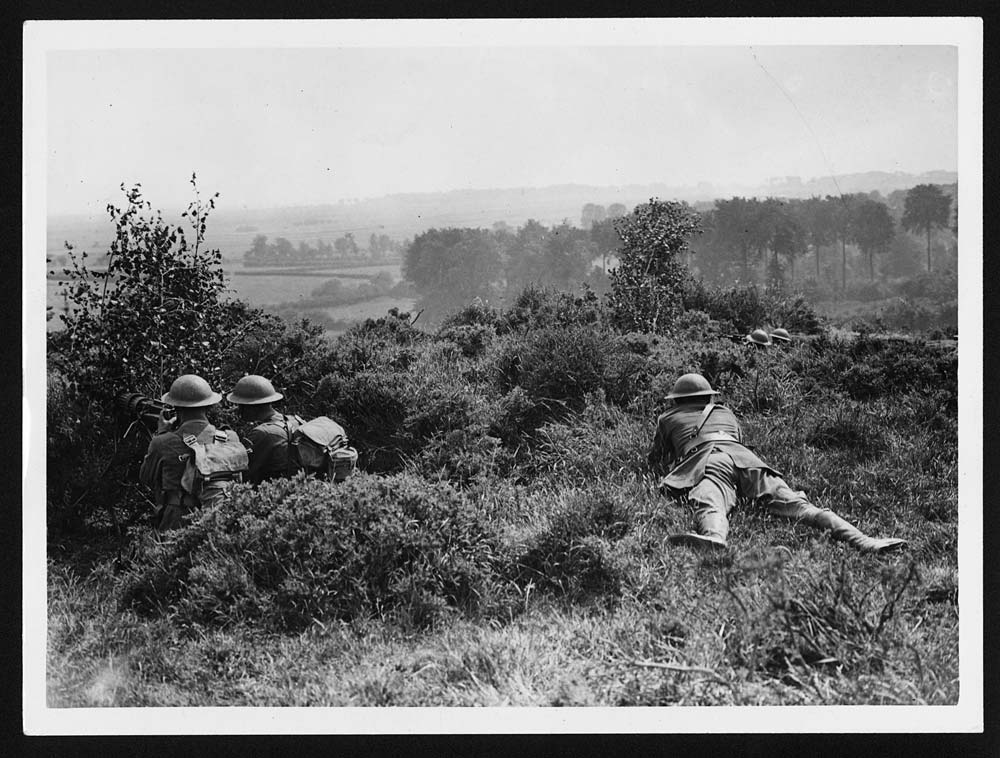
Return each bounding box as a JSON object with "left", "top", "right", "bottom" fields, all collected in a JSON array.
[
  {"left": 792, "top": 334, "right": 957, "bottom": 405},
  {"left": 314, "top": 366, "right": 491, "bottom": 474},
  {"left": 323, "top": 309, "right": 427, "bottom": 378},
  {"left": 523, "top": 395, "right": 649, "bottom": 484},
  {"left": 409, "top": 428, "right": 513, "bottom": 487},
  {"left": 490, "top": 325, "right": 609, "bottom": 402},
  {"left": 722, "top": 557, "right": 926, "bottom": 682},
  {"left": 488, "top": 386, "right": 554, "bottom": 446},
  {"left": 497, "top": 285, "right": 606, "bottom": 334},
  {"left": 120, "top": 473, "right": 510, "bottom": 631},
  {"left": 895, "top": 271, "right": 958, "bottom": 304},
  {"left": 435, "top": 322, "right": 496, "bottom": 359},
  {"left": 513, "top": 488, "right": 634, "bottom": 601},
  {"left": 439, "top": 299, "right": 501, "bottom": 330},
  {"left": 683, "top": 282, "right": 823, "bottom": 335},
  {"left": 804, "top": 403, "right": 889, "bottom": 460}
]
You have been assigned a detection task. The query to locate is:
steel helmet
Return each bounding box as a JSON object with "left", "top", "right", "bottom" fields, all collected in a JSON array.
[
  {"left": 770, "top": 328, "right": 791, "bottom": 343},
  {"left": 746, "top": 329, "right": 772, "bottom": 346},
  {"left": 665, "top": 373, "right": 720, "bottom": 400},
  {"left": 226, "top": 375, "right": 284, "bottom": 405},
  {"left": 161, "top": 374, "right": 222, "bottom": 408}
]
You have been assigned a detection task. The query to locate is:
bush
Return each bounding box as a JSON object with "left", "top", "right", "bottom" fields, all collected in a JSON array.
[
  {"left": 490, "top": 325, "right": 609, "bottom": 402},
  {"left": 524, "top": 395, "right": 649, "bottom": 483},
  {"left": 895, "top": 271, "right": 957, "bottom": 304},
  {"left": 607, "top": 199, "right": 701, "bottom": 333},
  {"left": 497, "top": 285, "right": 606, "bottom": 334},
  {"left": 314, "top": 353, "right": 494, "bottom": 474},
  {"left": 439, "top": 299, "right": 501, "bottom": 330},
  {"left": 795, "top": 334, "right": 957, "bottom": 405},
  {"left": 435, "top": 323, "right": 496, "bottom": 359},
  {"left": 49, "top": 179, "right": 247, "bottom": 407},
  {"left": 804, "top": 402, "right": 889, "bottom": 460},
  {"left": 683, "top": 281, "right": 823, "bottom": 335},
  {"left": 513, "top": 488, "right": 633, "bottom": 601},
  {"left": 120, "top": 473, "right": 509, "bottom": 631},
  {"left": 877, "top": 298, "right": 958, "bottom": 333}
]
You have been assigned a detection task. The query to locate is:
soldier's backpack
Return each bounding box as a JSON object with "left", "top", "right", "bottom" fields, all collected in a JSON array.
[
  {"left": 178, "top": 425, "right": 249, "bottom": 498},
  {"left": 285, "top": 415, "right": 358, "bottom": 482}
]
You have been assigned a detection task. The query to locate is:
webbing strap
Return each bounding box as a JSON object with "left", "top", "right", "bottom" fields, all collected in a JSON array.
[{"left": 692, "top": 403, "right": 717, "bottom": 437}]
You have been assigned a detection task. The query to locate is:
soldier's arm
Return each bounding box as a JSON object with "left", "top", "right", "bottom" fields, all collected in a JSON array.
[
  {"left": 242, "top": 427, "right": 272, "bottom": 485},
  {"left": 647, "top": 419, "right": 675, "bottom": 473},
  {"left": 138, "top": 436, "right": 164, "bottom": 488}
]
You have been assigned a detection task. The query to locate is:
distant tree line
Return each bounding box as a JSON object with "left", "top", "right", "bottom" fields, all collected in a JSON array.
[
  {"left": 692, "top": 184, "right": 955, "bottom": 291},
  {"left": 403, "top": 217, "right": 622, "bottom": 321},
  {"left": 243, "top": 232, "right": 404, "bottom": 267},
  {"left": 402, "top": 183, "right": 955, "bottom": 323}
]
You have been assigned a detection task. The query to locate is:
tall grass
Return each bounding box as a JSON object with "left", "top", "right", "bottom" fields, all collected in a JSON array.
[{"left": 47, "top": 302, "right": 959, "bottom": 707}]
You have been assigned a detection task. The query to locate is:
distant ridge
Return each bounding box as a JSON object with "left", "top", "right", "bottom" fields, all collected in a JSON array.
[{"left": 48, "top": 170, "right": 957, "bottom": 261}]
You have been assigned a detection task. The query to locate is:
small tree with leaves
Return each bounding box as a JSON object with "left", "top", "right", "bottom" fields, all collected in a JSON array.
[
  {"left": 606, "top": 198, "right": 701, "bottom": 333},
  {"left": 50, "top": 175, "right": 248, "bottom": 405}
]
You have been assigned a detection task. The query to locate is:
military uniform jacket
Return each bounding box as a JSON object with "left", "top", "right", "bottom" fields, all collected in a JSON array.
[
  {"left": 139, "top": 419, "right": 213, "bottom": 502},
  {"left": 648, "top": 403, "right": 779, "bottom": 491},
  {"left": 243, "top": 410, "right": 302, "bottom": 485}
]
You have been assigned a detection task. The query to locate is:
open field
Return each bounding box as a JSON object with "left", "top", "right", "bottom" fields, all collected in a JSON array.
[
  {"left": 46, "top": 263, "right": 407, "bottom": 332},
  {"left": 226, "top": 265, "right": 401, "bottom": 307}
]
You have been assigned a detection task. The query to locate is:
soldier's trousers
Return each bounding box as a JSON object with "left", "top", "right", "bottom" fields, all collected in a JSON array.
[{"left": 686, "top": 451, "right": 876, "bottom": 548}]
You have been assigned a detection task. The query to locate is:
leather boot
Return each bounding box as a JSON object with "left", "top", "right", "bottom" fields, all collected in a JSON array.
[
  {"left": 667, "top": 532, "right": 728, "bottom": 551},
  {"left": 667, "top": 505, "right": 729, "bottom": 551},
  {"left": 806, "top": 510, "right": 907, "bottom": 554}
]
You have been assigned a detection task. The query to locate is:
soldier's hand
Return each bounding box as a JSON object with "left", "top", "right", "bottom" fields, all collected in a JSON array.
[{"left": 156, "top": 410, "right": 176, "bottom": 433}]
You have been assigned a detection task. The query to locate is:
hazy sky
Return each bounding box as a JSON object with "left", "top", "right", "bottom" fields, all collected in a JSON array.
[{"left": 43, "top": 32, "right": 959, "bottom": 216}]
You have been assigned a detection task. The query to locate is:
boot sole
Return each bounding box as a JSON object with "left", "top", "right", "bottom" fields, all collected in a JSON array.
[{"left": 667, "top": 533, "right": 728, "bottom": 551}]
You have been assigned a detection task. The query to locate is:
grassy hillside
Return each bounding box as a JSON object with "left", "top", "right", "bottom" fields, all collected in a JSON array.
[{"left": 46, "top": 295, "right": 958, "bottom": 707}]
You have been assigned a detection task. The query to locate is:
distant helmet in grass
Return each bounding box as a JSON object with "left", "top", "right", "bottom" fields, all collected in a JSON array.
[
  {"left": 227, "top": 375, "right": 284, "bottom": 405},
  {"left": 746, "top": 328, "right": 772, "bottom": 346},
  {"left": 770, "top": 328, "right": 792, "bottom": 343},
  {"left": 161, "top": 374, "right": 222, "bottom": 408},
  {"left": 665, "top": 373, "right": 720, "bottom": 400}
]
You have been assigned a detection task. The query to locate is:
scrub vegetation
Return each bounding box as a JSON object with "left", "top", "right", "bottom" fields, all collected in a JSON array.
[{"left": 45, "top": 184, "right": 959, "bottom": 707}]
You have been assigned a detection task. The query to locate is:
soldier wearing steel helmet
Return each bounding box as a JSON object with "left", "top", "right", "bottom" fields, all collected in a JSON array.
[
  {"left": 770, "top": 327, "right": 792, "bottom": 346},
  {"left": 745, "top": 328, "right": 772, "bottom": 348},
  {"left": 226, "top": 375, "right": 304, "bottom": 485},
  {"left": 139, "top": 374, "right": 247, "bottom": 531},
  {"left": 647, "top": 372, "right": 906, "bottom": 554}
]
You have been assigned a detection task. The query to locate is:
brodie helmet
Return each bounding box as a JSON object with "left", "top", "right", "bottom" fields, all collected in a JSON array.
[
  {"left": 665, "top": 373, "right": 720, "bottom": 400},
  {"left": 226, "top": 375, "right": 284, "bottom": 405},
  {"left": 770, "top": 328, "right": 792, "bottom": 343},
  {"left": 161, "top": 374, "right": 222, "bottom": 408},
  {"left": 746, "top": 328, "right": 772, "bottom": 346}
]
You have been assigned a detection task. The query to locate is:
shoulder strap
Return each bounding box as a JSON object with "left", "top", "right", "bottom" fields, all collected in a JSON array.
[
  {"left": 178, "top": 423, "right": 217, "bottom": 449},
  {"left": 691, "top": 403, "right": 717, "bottom": 438},
  {"left": 281, "top": 415, "right": 294, "bottom": 477}
]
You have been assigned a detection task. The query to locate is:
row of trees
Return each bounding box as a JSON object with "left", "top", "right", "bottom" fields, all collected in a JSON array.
[
  {"left": 402, "top": 184, "right": 955, "bottom": 325},
  {"left": 403, "top": 220, "right": 618, "bottom": 320},
  {"left": 243, "top": 232, "right": 404, "bottom": 267},
  {"left": 694, "top": 184, "right": 955, "bottom": 288}
]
